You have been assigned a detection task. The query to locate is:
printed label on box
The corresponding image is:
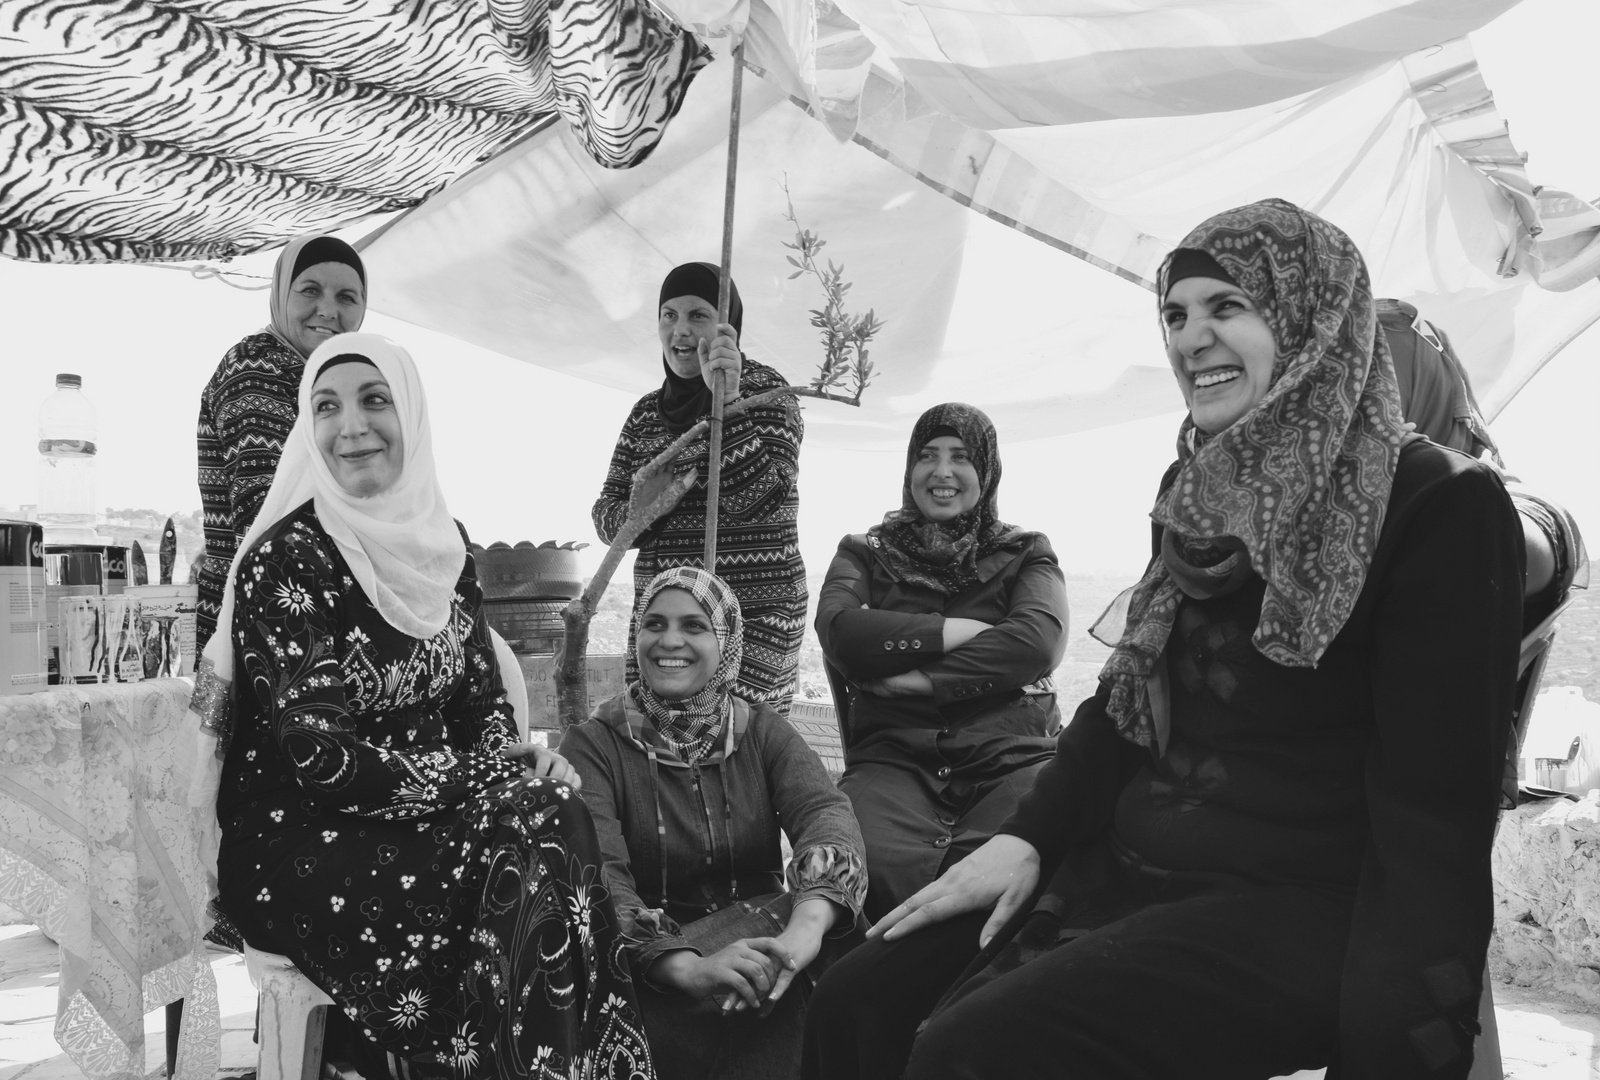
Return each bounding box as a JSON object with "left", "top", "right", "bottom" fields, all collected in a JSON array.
[{"left": 517, "top": 654, "right": 628, "bottom": 729}]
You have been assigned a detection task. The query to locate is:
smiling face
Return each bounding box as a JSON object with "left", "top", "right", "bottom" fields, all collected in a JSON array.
[
  {"left": 658, "top": 294, "right": 719, "bottom": 378},
  {"left": 636, "top": 587, "right": 720, "bottom": 700},
  {"left": 1161, "top": 275, "right": 1279, "bottom": 434},
  {"left": 284, "top": 262, "right": 366, "bottom": 359},
  {"left": 909, "top": 436, "right": 983, "bottom": 523},
  {"left": 310, "top": 361, "right": 404, "bottom": 498}
]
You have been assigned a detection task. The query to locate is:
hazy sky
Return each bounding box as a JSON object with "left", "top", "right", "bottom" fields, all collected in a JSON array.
[{"left": 1, "top": 0, "right": 1596, "bottom": 589}]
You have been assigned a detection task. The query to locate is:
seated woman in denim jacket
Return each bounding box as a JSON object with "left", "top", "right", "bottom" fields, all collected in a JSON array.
[
  {"left": 815, "top": 403, "right": 1068, "bottom": 921},
  {"left": 560, "top": 567, "right": 867, "bottom": 1080}
]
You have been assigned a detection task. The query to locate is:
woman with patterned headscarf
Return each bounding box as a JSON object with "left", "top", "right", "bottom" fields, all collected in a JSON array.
[
  {"left": 196, "top": 234, "right": 368, "bottom": 647},
  {"left": 592, "top": 262, "right": 808, "bottom": 713},
  {"left": 802, "top": 200, "right": 1525, "bottom": 1080},
  {"left": 560, "top": 566, "right": 866, "bottom": 1080},
  {"left": 814, "top": 403, "right": 1067, "bottom": 921}
]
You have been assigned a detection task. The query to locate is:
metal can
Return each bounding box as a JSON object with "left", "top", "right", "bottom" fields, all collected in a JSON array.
[{"left": 0, "top": 520, "right": 48, "bottom": 695}]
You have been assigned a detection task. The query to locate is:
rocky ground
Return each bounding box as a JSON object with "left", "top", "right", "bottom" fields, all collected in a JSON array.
[{"left": 0, "top": 916, "right": 1594, "bottom": 1080}]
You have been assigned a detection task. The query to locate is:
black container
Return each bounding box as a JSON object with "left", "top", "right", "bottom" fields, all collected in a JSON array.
[
  {"left": 0, "top": 520, "right": 48, "bottom": 695},
  {"left": 104, "top": 546, "right": 128, "bottom": 594},
  {"left": 0, "top": 520, "right": 43, "bottom": 568}
]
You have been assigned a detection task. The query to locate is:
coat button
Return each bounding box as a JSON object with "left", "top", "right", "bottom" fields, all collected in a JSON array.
[
  {"left": 883, "top": 642, "right": 894, "bottom": 651},
  {"left": 938, "top": 814, "right": 956, "bottom": 827},
  {"left": 933, "top": 836, "right": 951, "bottom": 848},
  {"left": 898, "top": 640, "right": 908, "bottom": 650},
  {"left": 937, "top": 766, "right": 951, "bottom": 779},
  {"left": 912, "top": 639, "right": 922, "bottom": 649}
]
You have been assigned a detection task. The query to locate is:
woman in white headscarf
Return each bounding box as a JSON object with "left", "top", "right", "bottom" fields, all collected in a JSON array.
[{"left": 196, "top": 333, "right": 656, "bottom": 1080}]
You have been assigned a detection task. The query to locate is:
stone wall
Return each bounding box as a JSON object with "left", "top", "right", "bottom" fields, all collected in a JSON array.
[{"left": 1488, "top": 790, "right": 1600, "bottom": 1004}]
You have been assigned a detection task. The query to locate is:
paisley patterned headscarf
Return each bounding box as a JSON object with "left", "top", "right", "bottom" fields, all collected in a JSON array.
[
  {"left": 1096, "top": 198, "right": 1407, "bottom": 749},
  {"left": 631, "top": 566, "right": 744, "bottom": 764},
  {"left": 867, "top": 402, "right": 1033, "bottom": 596}
]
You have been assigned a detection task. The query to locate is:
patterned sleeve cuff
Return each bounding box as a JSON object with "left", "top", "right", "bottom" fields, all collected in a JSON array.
[
  {"left": 621, "top": 906, "right": 697, "bottom": 978},
  {"left": 786, "top": 844, "right": 868, "bottom": 921}
]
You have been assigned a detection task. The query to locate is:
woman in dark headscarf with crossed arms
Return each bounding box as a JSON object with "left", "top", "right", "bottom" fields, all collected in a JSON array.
[{"left": 814, "top": 403, "right": 1067, "bottom": 923}]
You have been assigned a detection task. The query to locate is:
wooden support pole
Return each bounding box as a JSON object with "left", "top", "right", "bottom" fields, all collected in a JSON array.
[{"left": 704, "top": 36, "right": 745, "bottom": 575}]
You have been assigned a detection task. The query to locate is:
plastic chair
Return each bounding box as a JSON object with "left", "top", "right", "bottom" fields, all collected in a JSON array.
[
  {"left": 244, "top": 944, "right": 333, "bottom": 1080},
  {"left": 489, "top": 627, "right": 531, "bottom": 741},
  {"left": 1463, "top": 488, "right": 1587, "bottom": 1080},
  {"left": 159, "top": 632, "right": 528, "bottom": 1080}
]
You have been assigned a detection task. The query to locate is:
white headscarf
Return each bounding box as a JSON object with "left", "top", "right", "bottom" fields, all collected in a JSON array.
[{"left": 181, "top": 333, "right": 464, "bottom": 902}]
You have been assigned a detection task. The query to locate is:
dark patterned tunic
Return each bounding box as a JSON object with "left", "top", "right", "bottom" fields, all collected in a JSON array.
[
  {"left": 196, "top": 331, "right": 304, "bottom": 647},
  {"left": 217, "top": 501, "right": 653, "bottom": 1080},
  {"left": 593, "top": 358, "right": 807, "bottom": 711}
]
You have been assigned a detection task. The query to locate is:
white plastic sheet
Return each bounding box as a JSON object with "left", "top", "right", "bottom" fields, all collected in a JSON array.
[{"left": 361, "top": 9, "right": 1600, "bottom": 445}]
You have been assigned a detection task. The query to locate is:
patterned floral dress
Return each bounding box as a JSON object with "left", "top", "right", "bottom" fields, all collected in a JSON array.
[{"left": 216, "top": 501, "right": 653, "bottom": 1080}]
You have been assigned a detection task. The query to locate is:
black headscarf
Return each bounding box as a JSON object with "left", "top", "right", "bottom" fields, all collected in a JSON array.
[
  {"left": 291, "top": 236, "right": 366, "bottom": 287},
  {"left": 656, "top": 262, "right": 744, "bottom": 434},
  {"left": 866, "top": 403, "right": 1033, "bottom": 595}
]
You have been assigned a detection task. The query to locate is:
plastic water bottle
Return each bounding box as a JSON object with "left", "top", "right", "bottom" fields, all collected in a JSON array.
[{"left": 37, "top": 374, "right": 101, "bottom": 545}]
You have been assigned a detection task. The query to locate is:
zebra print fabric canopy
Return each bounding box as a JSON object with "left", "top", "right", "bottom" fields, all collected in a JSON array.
[{"left": 0, "top": 0, "right": 711, "bottom": 263}]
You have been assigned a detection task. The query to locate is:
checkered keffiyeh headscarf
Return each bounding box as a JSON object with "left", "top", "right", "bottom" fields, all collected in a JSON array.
[{"left": 631, "top": 566, "right": 744, "bottom": 764}]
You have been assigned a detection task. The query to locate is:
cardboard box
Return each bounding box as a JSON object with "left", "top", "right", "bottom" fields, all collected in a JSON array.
[
  {"left": 517, "top": 653, "right": 627, "bottom": 730},
  {"left": 124, "top": 585, "right": 198, "bottom": 676}
]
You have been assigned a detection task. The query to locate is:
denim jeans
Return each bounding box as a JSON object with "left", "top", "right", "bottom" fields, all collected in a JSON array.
[{"left": 643, "top": 891, "right": 859, "bottom": 1080}]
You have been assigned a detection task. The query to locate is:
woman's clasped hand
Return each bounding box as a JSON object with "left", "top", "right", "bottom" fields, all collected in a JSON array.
[{"left": 649, "top": 895, "right": 836, "bottom": 1014}]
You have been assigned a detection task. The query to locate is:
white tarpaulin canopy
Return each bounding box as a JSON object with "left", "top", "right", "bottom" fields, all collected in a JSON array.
[{"left": 360, "top": 0, "right": 1600, "bottom": 446}]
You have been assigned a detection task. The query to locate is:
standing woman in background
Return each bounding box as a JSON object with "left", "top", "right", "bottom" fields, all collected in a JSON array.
[
  {"left": 593, "top": 262, "right": 807, "bottom": 712},
  {"left": 196, "top": 234, "right": 366, "bottom": 647}
]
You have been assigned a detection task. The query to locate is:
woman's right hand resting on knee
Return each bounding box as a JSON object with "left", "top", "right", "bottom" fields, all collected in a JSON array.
[
  {"left": 869, "top": 834, "right": 1040, "bottom": 948},
  {"left": 648, "top": 938, "right": 794, "bottom": 1011},
  {"left": 499, "top": 744, "right": 582, "bottom": 790}
]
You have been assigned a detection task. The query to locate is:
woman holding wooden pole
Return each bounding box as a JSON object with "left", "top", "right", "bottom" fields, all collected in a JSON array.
[{"left": 591, "top": 261, "right": 808, "bottom": 712}]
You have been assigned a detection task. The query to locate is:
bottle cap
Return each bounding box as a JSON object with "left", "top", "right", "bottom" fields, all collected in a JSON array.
[{"left": 55, "top": 373, "right": 82, "bottom": 388}]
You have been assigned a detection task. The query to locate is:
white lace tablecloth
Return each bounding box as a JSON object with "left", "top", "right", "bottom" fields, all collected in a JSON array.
[{"left": 0, "top": 679, "right": 219, "bottom": 1080}]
